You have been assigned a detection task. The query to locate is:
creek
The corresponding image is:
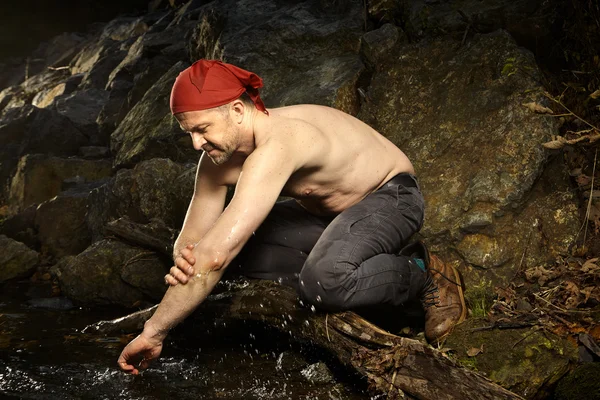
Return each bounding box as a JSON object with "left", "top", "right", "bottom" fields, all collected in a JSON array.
[{"left": 0, "top": 280, "right": 373, "bottom": 400}]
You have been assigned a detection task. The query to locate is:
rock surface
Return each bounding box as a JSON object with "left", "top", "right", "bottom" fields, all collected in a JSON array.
[
  {"left": 0, "top": 235, "right": 39, "bottom": 283},
  {"left": 51, "top": 239, "right": 168, "bottom": 307}
]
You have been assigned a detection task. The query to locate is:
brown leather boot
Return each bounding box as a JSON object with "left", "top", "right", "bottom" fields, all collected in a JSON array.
[{"left": 400, "top": 241, "right": 466, "bottom": 344}]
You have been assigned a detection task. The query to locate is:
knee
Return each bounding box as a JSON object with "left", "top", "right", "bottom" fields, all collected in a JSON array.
[{"left": 298, "top": 261, "right": 352, "bottom": 312}]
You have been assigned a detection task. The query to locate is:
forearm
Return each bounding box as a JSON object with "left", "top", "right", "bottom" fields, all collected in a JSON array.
[{"left": 144, "top": 264, "right": 225, "bottom": 339}]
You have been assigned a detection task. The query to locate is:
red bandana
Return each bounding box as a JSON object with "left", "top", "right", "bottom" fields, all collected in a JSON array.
[{"left": 169, "top": 60, "right": 268, "bottom": 115}]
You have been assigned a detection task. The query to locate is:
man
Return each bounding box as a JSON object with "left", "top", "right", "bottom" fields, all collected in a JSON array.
[{"left": 117, "top": 60, "right": 465, "bottom": 374}]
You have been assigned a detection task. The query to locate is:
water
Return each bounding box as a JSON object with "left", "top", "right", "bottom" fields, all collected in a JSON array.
[{"left": 0, "top": 281, "right": 371, "bottom": 399}]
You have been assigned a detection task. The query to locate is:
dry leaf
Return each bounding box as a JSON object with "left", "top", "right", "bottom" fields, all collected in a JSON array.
[
  {"left": 565, "top": 281, "right": 580, "bottom": 296},
  {"left": 584, "top": 190, "right": 600, "bottom": 199},
  {"left": 523, "top": 102, "right": 554, "bottom": 114},
  {"left": 581, "top": 258, "right": 599, "bottom": 273},
  {"left": 576, "top": 174, "right": 593, "bottom": 187},
  {"left": 590, "top": 89, "right": 600, "bottom": 99},
  {"left": 542, "top": 136, "right": 567, "bottom": 149},
  {"left": 569, "top": 167, "right": 583, "bottom": 177},
  {"left": 467, "top": 344, "right": 484, "bottom": 357},
  {"left": 581, "top": 286, "right": 595, "bottom": 303}
]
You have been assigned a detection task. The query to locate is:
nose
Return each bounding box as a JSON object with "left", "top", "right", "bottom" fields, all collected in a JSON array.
[{"left": 190, "top": 132, "right": 206, "bottom": 151}]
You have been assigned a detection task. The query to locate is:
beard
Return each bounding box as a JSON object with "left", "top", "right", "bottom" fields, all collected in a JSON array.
[{"left": 205, "top": 119, "right": 238, "bottom": 165}]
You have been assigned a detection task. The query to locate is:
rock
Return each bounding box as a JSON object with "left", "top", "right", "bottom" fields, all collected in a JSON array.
[
  {"left": 361, "top": 23, "right": 405, "bottom": 68},
  {"left": 27, "top": 297, "right": 75, "bottom": 310},
  {"left": 445, "top": 318, "right": 577, "bottom": 398},
  {"left": 0, "top": 235, "right": 39, "bottom": 283},
  {"left": 71, "top": 37, "right": 130, "bottom": 91},
  {"left": 0, "top": 205, "right": 38, "bottom": 249},
  {"left": 401, "top": 0, "right": 563, "bottom": 53},
  {"left": 8, "top": 154, "right": 112, "bottom": 213},
  {"left": 99, "top": 17, "right": 149, "bottom": 42},
  {"left": 301, "top": 362, "right": 334, "bottom": 384},
  {"left": 86, "top": 158, "right": 195, "bottom": 240},
  {"left": 554, "top": 363, "right": 600, "bottom": 400},
  {"left": 79, "top": 146, "right": 111, "bottom": 159},
  {"left": 110, "top": 62, "right": 196, "bottom": 168},
  {"left": 51, "top": 239, "right": 168, "bottom": 307},
  {"left": 34, "top": 189, "right": 95, "bottom": 259},
  {"left": 198, "top": 0, "right": 365, "bottom": 115},
  {"left": 358, "top": 31, "right": 579, "bottom": 290},
  {"left": 54, "top": 88, "right": 110, "bottom": 140},
  {"left": 31, "top": 83, "right": 67, "bottom": 108},
  {"left": 0, "top": 105, "right": 89, "bottom": 205}
]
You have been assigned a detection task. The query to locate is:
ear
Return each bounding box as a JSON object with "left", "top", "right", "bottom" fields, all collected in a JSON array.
[{"left": 230, "top": 99, "right": 245, "bottom": 124}]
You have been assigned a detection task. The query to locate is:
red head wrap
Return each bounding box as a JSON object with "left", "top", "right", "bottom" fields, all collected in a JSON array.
[{"left": 169, "top": 60, "right": 268, "bottom": 115}]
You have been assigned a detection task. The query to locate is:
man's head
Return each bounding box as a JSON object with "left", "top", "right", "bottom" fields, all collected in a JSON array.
[{"left": 170, "top": 60, "right": 268, "bottom": 164}]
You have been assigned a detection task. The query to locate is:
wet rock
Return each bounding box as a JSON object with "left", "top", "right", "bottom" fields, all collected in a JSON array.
[
  {"left": 86, "top": 158, "right": 194, "bottom": 241},
  {"left": 358, "top": 31, "right": 579, "bottom": 290},
  {"left": 51, "top": 239, "right": 168, "bottom": 307},
  {"left": 8, "top": 154, "right": 112, "bottom": 213},
  {"left": 27, "top": 297, "right": 75, "bottom": 310},
  {"left": 276, "top": 351, "right": 307, "bottom": 372},
  {"left": 301, "top": 362, "right": 334, "bottom": 384},
  {"left": 0, "top": 235, "right": 39, "bottom": 283},
  {"left": 445, "top": 318, "right": 577, "bottom": 398}
]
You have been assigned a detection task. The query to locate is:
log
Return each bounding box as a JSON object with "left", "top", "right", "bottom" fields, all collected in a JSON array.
[
  {"left": 86, "top": 279, "right": 523, "bottom": 400},
  {"left": 105, "top": 217, "right": 177, "bottom": 257}
]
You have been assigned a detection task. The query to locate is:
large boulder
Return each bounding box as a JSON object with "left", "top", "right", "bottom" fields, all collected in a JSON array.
[
  {"left": 51, "top": 239, "right": 168, "bottom": 307},
  {"left": 86, "top": 158, "right": 195, "bottom": 241},
  {"left": 0, "top": 105, "right": 89, "bottom": 205},
  {"left": 0, "top": 235, "right": 39, "bottom": 283},
  {"left": 8, "top": 154, "right": 112, "bottom": 213},
  {"left": 110, "top": 62, "right": 196, "bottom": 168},
  {"left": 34, "top": 184, "right": 105, "bottom": 259},
  {"left": 357, "top": 30, "right": 579, "bottom": 290},
  {"left": 189, "top": 0, "right": 365, "bottom": 114},
  {"left": 446, "top": 318, "right": 577, "bottom": 398}
]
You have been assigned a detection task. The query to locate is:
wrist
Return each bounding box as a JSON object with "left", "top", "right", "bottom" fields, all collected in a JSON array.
[{"left": 142, "top": 319, "right": 169, "bottom": 342}]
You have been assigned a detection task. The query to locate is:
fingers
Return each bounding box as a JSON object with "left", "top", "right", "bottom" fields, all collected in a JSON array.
[
  {"left": 165, "top": 273, "right": 179, "bottom": 286},
  {"left": 180, "top": 247, "right": 196, "bottom": 265},
  {"left": 170, "top": 265, "right": 191, "bottom": 284},
  {"left": 175, "top": 256, "right": 195, "bottom": 276},
  {"left": 117, "top": 351, "right": 139, "bottom": 375}
]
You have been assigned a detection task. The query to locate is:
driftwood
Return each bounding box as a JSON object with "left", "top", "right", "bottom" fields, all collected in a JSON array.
[
  {"left": 86, "top": 279, "right": 523, "bottom": 400},
  {"left": 105, "top": 217, "right": 177, "bottom": 257}
]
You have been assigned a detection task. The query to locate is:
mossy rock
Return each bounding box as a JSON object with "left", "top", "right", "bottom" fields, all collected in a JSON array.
[
  {"left": 554, "top": 363, "right": 600, "bottom": 400},
  {"left": 444, "top": 318, "right": 577, "bottom": 398}
]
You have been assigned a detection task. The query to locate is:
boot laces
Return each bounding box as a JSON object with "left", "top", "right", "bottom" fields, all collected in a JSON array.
[
  {"left": 420, "top": 267, "right": 462, "bottom": 308},
  {"left": 420, "top": 273, "right": 440, "bottom": 308}
]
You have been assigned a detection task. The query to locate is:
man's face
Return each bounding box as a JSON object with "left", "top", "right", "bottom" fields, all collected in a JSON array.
[{"left": 176, "top": 107, "right": 239, "bottom": 165}]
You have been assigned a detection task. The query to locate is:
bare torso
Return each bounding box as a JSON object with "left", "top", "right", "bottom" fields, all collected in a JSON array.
[{"left": 223, "top": 104, "right": 413, "bottom": 215}]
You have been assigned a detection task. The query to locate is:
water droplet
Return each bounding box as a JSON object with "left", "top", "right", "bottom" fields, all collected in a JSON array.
[
  {"left": 316, "top": 295, "right": 322, "bottom": 303},
  {"left": 300, "top": 280, "right": 305, "bottom": 286},
  {"left": 310, "top": 305, "right": 316, "bottom": 313}
]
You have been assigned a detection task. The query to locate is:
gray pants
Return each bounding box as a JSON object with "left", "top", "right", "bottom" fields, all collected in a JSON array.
[{"left": 231, "top": 173, "right": 426, "bottom": 311}]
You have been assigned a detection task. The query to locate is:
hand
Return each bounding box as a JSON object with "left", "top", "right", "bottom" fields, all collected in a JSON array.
[
  {"left": 117, "top": 329, "right": 164, "bottom": 375},
  {"left": 165, "top": 244, "right": 196, "bottom": 286}
]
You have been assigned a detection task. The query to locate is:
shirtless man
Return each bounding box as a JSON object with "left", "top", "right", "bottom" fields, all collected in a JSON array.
[{"left": 117, "top": 60, "right": 465, "bottom": 374}]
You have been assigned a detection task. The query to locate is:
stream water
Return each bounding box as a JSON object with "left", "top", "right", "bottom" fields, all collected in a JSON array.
[{"left": 0, "top": 280, "right": 375, "bottom": 400}]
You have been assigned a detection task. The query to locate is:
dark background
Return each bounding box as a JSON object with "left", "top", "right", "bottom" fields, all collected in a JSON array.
[{"left": 0, "top": 0, "right": 150, "bottom": 60}]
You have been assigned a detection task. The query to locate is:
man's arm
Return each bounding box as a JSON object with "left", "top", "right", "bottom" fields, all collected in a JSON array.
[
  {"left": 172, "top": 152, "right": 232, "bottom": 260},
  {"left": 118, "top": 137, "right": 300, "bottom": 373}
]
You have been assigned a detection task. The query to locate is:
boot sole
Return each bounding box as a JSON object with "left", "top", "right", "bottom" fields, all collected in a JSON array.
[{"left": 430, "top": 263, "right": 467, "bottom": 346}]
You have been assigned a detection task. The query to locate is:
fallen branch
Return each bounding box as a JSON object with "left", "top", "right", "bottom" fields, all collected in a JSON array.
[{"left": 85, "top": 280, "right": 523, "bottom": 400}]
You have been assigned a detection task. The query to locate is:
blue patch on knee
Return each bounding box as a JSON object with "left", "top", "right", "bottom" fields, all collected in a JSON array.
[{"left": 414, "top": 258, "right": 426, "bottom": 272}]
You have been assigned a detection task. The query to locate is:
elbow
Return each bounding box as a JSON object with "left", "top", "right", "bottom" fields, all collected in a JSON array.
[{"left": 197, "top": 245, "right": 228, "bottom": 272}]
